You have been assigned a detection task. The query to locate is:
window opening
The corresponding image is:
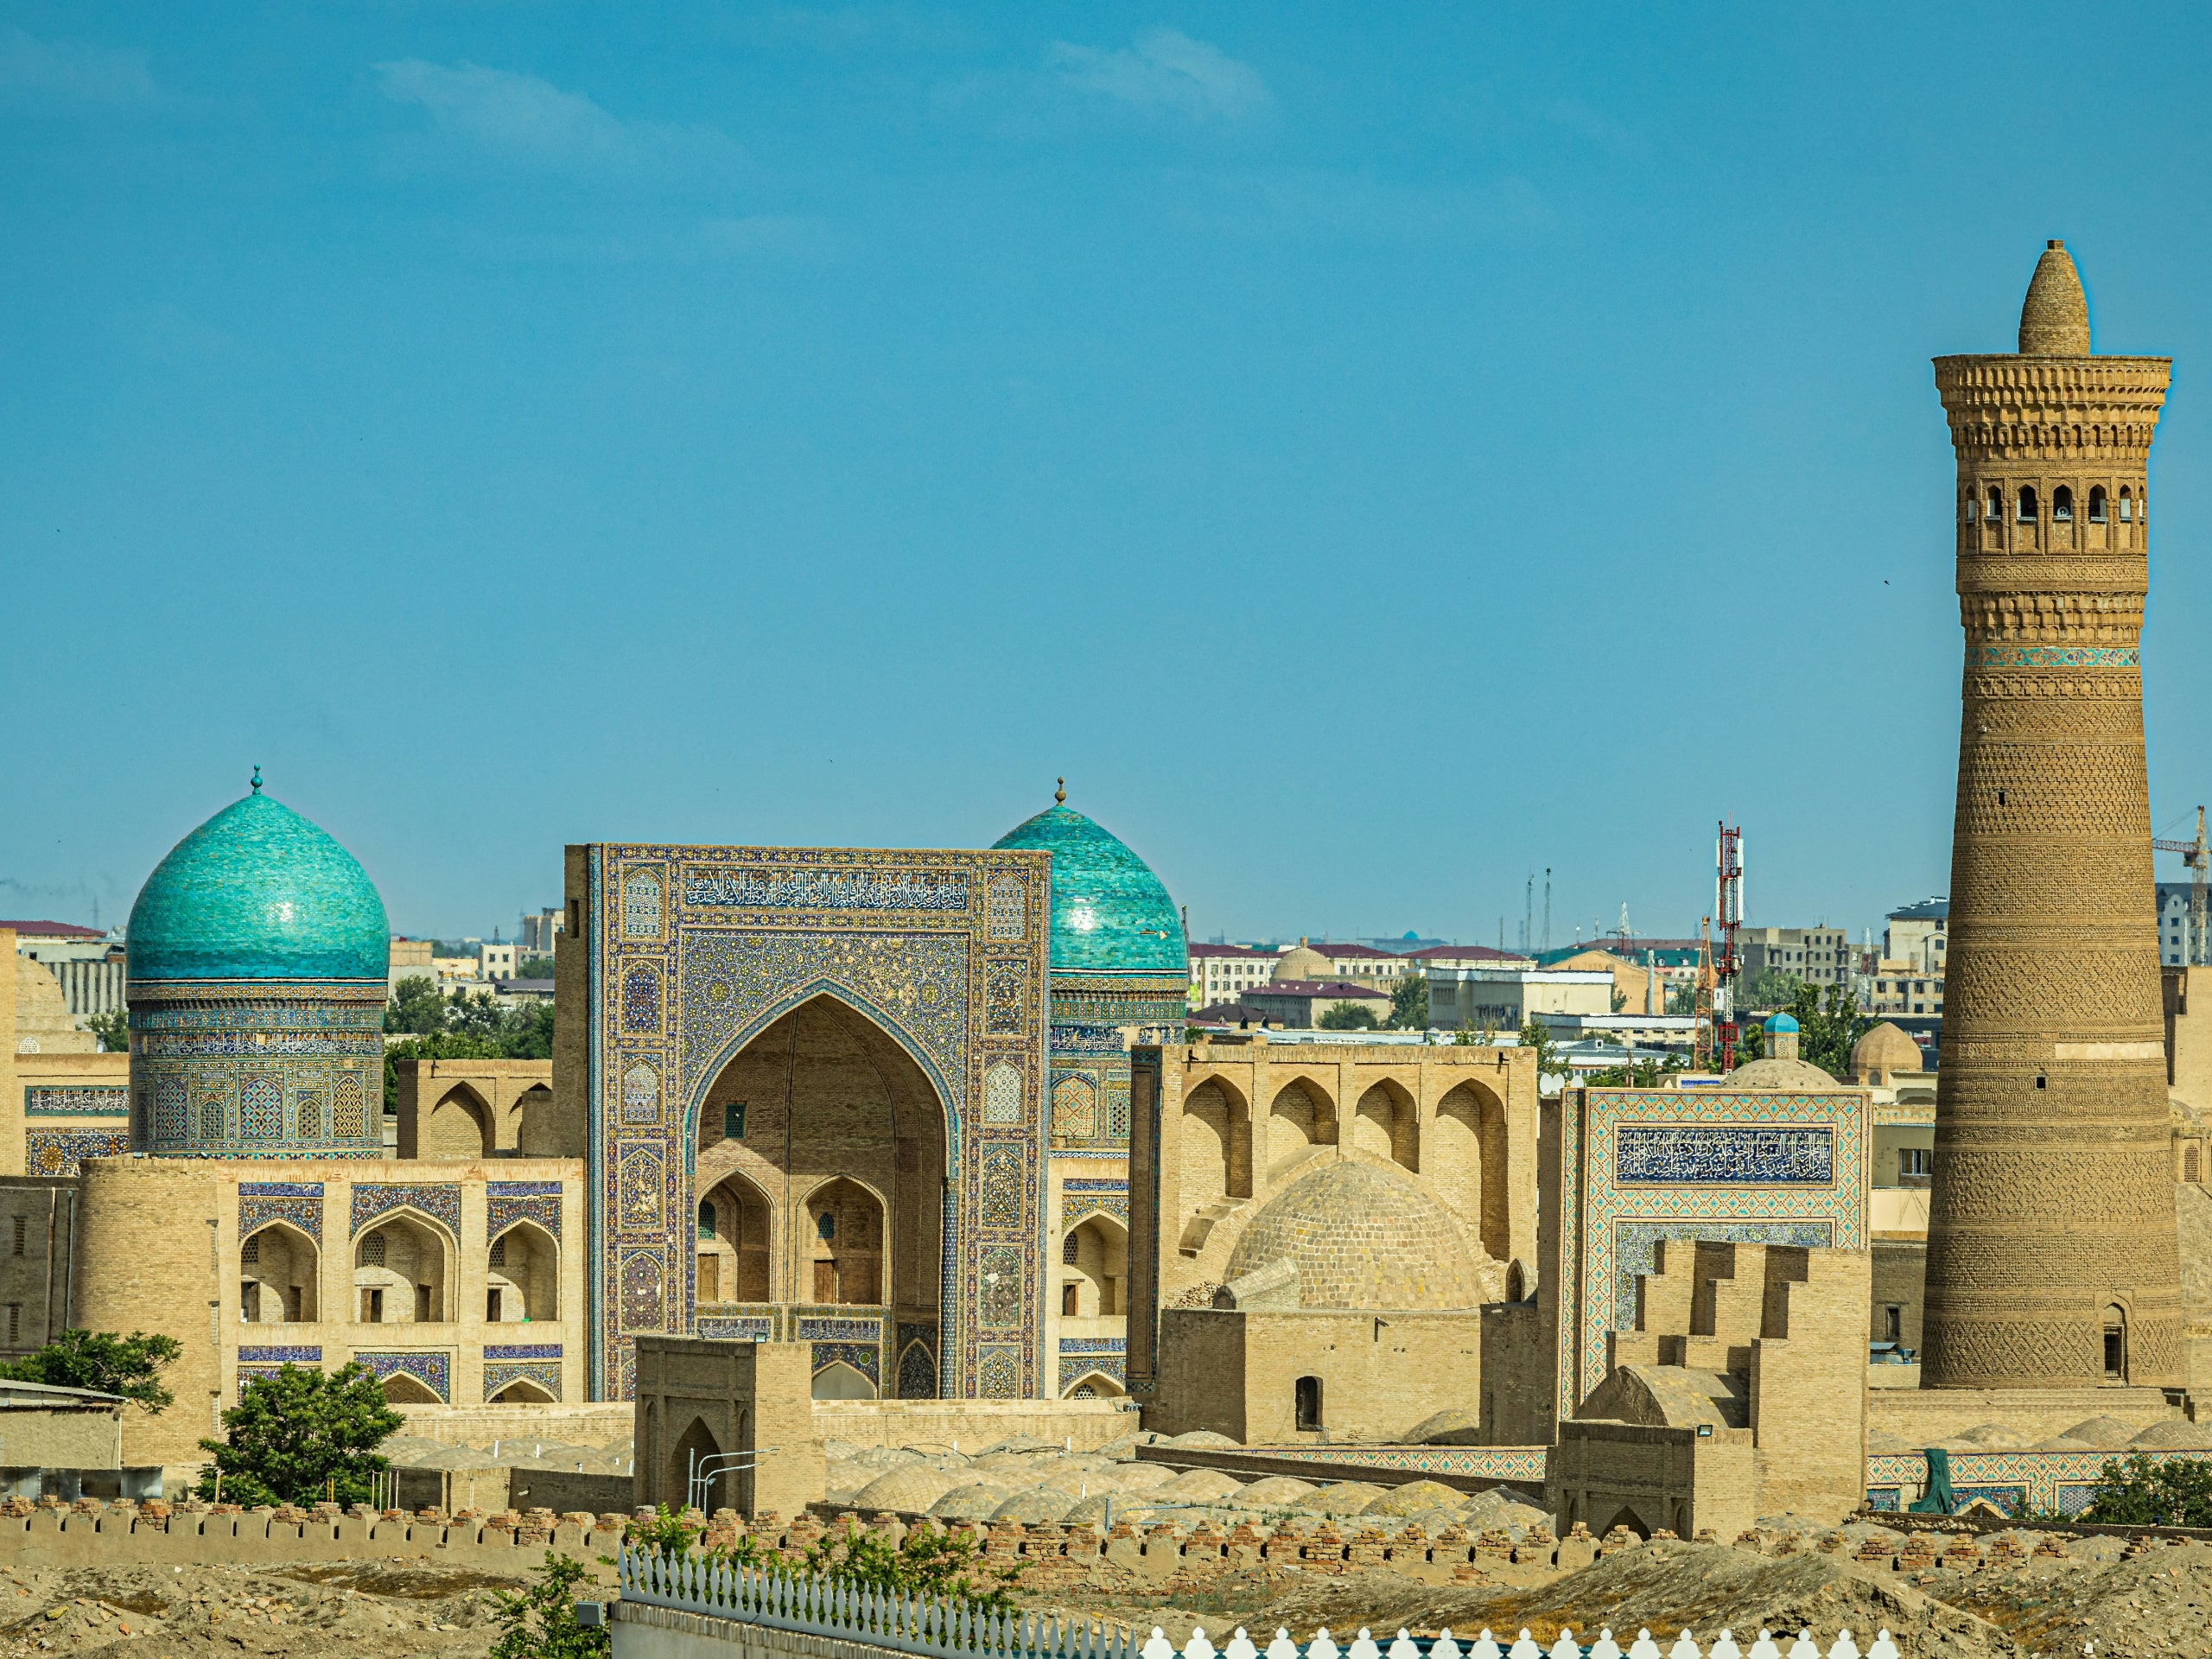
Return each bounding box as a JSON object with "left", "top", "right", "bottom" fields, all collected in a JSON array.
[
  {"left": 1294, "top": 1375, "right": 1324, "bottom": 1432},
  {"left": 2120, "top": 488, "right": 2134, "bottom": 521},
  {"left": 724, "top": 1101, "right": 747, "bottom": 1139},
  {"left": 817, "top": 1211, "right": 836, "bottom": 1242},
  {"left": 360, "top": 1231, "right": 386, "bottom": 1268},
  {"left": 240, "top": 1233, "right": 259, "bottom": 1264},
  {"left": 697, "top": 1202, "right": 715, "bottom": 1242},
  {"left": 487, "top": 1287, "right": 504, "bottom": 1323},
  {"left": 1883, "top": 1306, "right": 1903, "bottom": 1343},
  {"left": 2089, "top": 486, "right": 2107, "bottom": 523},
  {"left": 1061, "top": 1282, "right": 1078, "bottom": 1316},
  {"left": 2104, "top": 1306, "right": 2127, "bottom": 1380},
  {"left": 415, "top": 1284, "right": 432, "bottom": 1322},
  {"left": 489, "top": 1234, "right": 507, "bottom": 1268},
  {"left": 361, "top": 1287, "right": 384, "bottom": 1323},
  {"left": 1062, "top": 1233, "right": 1080, "bottom": 1265},
  {"left": 1986, "top": 486, "right": 2003, "bottom": 521},
  {"left": 2018, "top": 486, "right": 2038, "bottom": 522},
  {"left": 241, "top": 1283, "right": 260, "bottom": 1322},
  {"left": 2052, "top": 485, "right": 2074, "bottom": 521}
]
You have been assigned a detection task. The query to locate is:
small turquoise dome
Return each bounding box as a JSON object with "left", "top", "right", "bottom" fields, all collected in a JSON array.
[
  {"left": 1764, "top": 1012, "right": 1800, "bottom": 1033},
  {"left": 128, "top": 785, "right": 390, "bottom": 981},
  {"left": 991, "top": 799, "right": 1185, "bottom": 976}
]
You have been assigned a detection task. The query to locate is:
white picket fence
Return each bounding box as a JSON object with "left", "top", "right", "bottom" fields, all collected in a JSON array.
[{"left": 617, "top": 1547, "right": 1904, "bottom": 1659}]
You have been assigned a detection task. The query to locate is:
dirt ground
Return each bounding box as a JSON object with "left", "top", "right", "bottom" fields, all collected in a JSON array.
[
  {"left": 1022, "top": 1536, "right": 2212, "bottom": 1659},
  {"left": 0, "top": 1558, "right": 531, "bottom": 1657}
]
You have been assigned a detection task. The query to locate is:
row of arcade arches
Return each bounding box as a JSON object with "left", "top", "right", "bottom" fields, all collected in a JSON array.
[{"left": 238, "top": 1211, "right": 558, "bottom": 1330}]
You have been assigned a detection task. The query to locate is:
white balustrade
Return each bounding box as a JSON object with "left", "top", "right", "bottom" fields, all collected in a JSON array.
[{"left": 619, "top": 1546, "right": 1906, "bottom": 1659}]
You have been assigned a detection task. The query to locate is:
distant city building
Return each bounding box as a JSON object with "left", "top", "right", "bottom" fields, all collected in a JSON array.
[
  {"left": 1187, "top": 943, "right": 1280, "bottom": 1009},
  {"left": 1737, "top": 925, "right": 1853, "bottom": 988},
  {"left": 8, "top": 923, "right": 126, "bottom": 1019},
  {"left": 2157, "top": 882, "right": 2204, "bottom": 966},
  {"left": 518, "top": 907, "right": 563, "bottom": 955},
  {"left": 1427, "top": 967, "right": 1612, "bottom": 1031},
  {"left": 1237, "top": 978, "right": 1395, "bottom": 1030},
  {"left": 1883, "top": 899, "right": 1948, "bottom": 972}
]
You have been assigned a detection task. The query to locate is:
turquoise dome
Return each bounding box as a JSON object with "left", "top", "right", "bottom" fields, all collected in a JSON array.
[
  {"left": 128, "top": 787, "right": 390, "bottom": 982},
  {"left": 991, "top": 801, "right": 1185, "bottom": 976},
  {"left": 1764, "top": 1012, "right": 1800, "bottom": 1033}
]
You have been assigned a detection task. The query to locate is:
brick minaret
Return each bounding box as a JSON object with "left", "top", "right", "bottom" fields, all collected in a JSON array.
[{"left": 1923, "top": 242, "right": 2185, "bottom": 1390}]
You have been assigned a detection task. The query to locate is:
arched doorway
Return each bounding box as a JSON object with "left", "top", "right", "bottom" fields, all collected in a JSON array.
[
  {"left": 354, "top": 1214, "right": 449, "bottom": 1325},
  {"left": 486, "top": 1219, "right": 558, "bottom": 1323},
  {"left": 422, "top": 1084, "right": 493, "bottom": 1159},
  {"left": 381, "top": 1372, "right": 441, "bottom": 1406},
  {"left": 668, "top": 1414, "right": 724, "bottom": 1513},
  {"left": 1058, "top": 1214, "right": 1128, "bottom": 1317},
  {"left": 690, "top": 993, "right": 948, "bottom": 1351},
  {"left": 239, "top": 1223, "right": 318, "bottom": 1324},
  {"left": 811, "top": 1360, "right": 876, "bottom": 1400}
]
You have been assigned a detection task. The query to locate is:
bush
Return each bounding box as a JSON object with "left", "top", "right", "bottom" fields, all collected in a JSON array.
[
  {"left": 195, "top": 1361, "right": 403, "bottom": 1507},
  {"left": 624, "top": 1508, "right": 1015, "bottom": 1612},
  {"left": 2076, "top": 1452, "right": 2212, "bottom": 1527},
  {"left": 489, "top": 1551, "right": 608, "bottom": 1659},
  {"left": 1, "top": 1329, "right": 181, "bottom": 1412}
]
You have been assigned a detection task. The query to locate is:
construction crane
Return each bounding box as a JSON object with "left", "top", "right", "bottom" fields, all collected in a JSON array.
[
  {"left": 2152, "top": 806, "right": 2211, "bottom": 966},
  {"left": 1715, "top": 822, "right": 1745, "bottom": 1070}
]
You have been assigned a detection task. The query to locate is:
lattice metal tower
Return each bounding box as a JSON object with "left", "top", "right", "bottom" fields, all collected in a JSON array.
[{"left": 1923, "top": 241, "right": 2185, "bottom": 1389}]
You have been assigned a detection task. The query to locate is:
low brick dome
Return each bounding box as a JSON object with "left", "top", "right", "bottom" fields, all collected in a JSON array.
[
  {"left": 1720, "top": 1056, "right": 1839, "bottom": 1090},
  {"left": 1224, "top": 1159, "right": 1489, "bottom": 1310},
  {"left": 1851, "top": 1020, "right": 1923, "bottom": 1082},
  {"left": 1272, "top": 942, "right": 1333, "bottom": 982}
]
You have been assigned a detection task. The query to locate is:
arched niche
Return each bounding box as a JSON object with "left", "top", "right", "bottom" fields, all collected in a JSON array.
[
  {"left": 238, "top": 1222, "right": 318, "bottom": 1324},
  {"left": 1062, "top": 1369, "right": 1124, "bottom": 1400},
  {"left": 696, "top": 1172, "right": 772, "bottom": 1305},
  {"left": 382, "top": 1372, "right": 441, "bottom": 1406},
  {"left": 512, "top": 1085, "right": 563, "bottom": 1157},
  {"left": 1351, "top": 1079, "right": 1418, "bottom": 1172},
  {"left": 811, "top": 1360, "right": 876, "bottom": 1401},
  {"left": 489, "top": 1377, "right": 556, "bottom": 1405},
  {"left": 690, "top": 993, "right": 946, "bottom": 1322},
  {"left": 422, "top": 1084, "right": 493, "bottom": 1160},
  {"left": 1058, "top": 1212, "right": 1128, "bottom": 1318},
  {"left": 1430, "top": 1079, "right": 1511, "bottom": 1261},
  {"left": 668, "top": 1414, "right": 724, "bottom": 1510},
  {"left": 354, "top": 1211, "right": 451, "bottom": 1325},
  {"left": 486, "top": 1218, "right": 558, "bottom": 1323},
  {"left": 1267, "top": 1077, "right": 1337, "bottom": 1179},
  {"left": 804, "top": 1177, "right": 884, "bottom": 1306}
]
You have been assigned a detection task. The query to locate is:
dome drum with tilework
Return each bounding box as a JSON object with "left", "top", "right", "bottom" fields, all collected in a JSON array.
[{"left": 126, "top": 781, "right": 391, "bottom": 1160}]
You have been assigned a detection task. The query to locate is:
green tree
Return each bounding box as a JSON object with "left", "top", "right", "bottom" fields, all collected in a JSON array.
[
  {"left": 624, "top": 1507, "right": 1015, "bottom": 1613},
  {"left": 1584, "top": 1051, "right": 1690, "bottom": 1089},
  {"left": 518, "top": 956, "right": 556, "bottom": 980},
  {"left": 195, "top": 1362, "right": 403, "bottom": 1507},
  {"left": 1664, "top": 982, "right": 1697, "bottom": 1016},
  {"left": 1797, "top": 979, "right": 1872, "bottom": 1079},
  {"left": 2076, "top": 1452, "right": 2212, "bottom": 1527},
  {"left": 1, "top": 1329, "right": 181, "bottom": 1412},
  {"left": 489, "top": 1552, "right": 609, "bottom": 1659},
  {"left": 382, "top": 1031, "right": 504, "bottom": 1116},
  {"left": 84, "top": 1010, "right": 130, "bottom": 1053},
  {"left": 1736, "top": 967, "right": 1803, "bottom": 1014},
  {"left": 1517, "top": 1017, "right": 1560, "bottom": 1088},
  {"left": 1388, "top": 971, "right": 1428, "bottom": 1030},
  {"left": 385, "top": 976, "right": 447, "bottom": 1035},
  {"left": 1318, "top": 1002, "right": 1379, "bottom": 1030}
]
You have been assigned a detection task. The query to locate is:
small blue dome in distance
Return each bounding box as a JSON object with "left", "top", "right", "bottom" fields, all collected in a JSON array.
[
  {"left": 1764, "top": 1012, "right": 1800, "bottom": 1034},
  {"left": 128, "top": 785, "right": 390, "bottom": 982},
  {"left": 991, "top": 798, "right": 1185, "bottom": 976}
]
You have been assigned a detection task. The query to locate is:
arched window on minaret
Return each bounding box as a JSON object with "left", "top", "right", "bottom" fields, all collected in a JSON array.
[
  {"left": 1986, "top": 486, "right": 2004, "bottom": 520},
  {"left": 2088, "top": 486, "right": 2107, "bottom": 524},
  {"left": 2017, "top": 485, "right": 2038, "bottom": 522},
  {"left": 2052, "top": 485, "right": 2074, "bottom": 521},
  {"left": 1962, "top": 493, "right": 1977, "bottom": 523},
  {"left": 2120, "top": 486, "right": 2134, "bottom": 521}
]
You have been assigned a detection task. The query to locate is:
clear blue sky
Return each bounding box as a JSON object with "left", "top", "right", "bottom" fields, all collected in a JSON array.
[{"left": 7, "top": 3, "right": 2212, "bottom": 948}]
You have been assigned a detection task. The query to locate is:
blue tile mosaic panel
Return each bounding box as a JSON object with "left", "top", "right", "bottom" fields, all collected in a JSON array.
[
  {"left": 351, "top": 1183, "right": 461, "bottom": 1238},
  {"left": 22, "top": 1087, "right": 129, "bottom": 1118},
  {"left": 1615, "top": 1125, "right": 1834, "bottom": 1185},
  {"left": 238, "top": 1345, "right": 321, "bottom": 1363},
  {"left": 810, "top": 1341, "right": 880, "bottom": 1385},
  {"left": 488, "top": 1183, "right": 563, "bottom": 1240},
  {"left": 484, "top": 1361, "right": 561, "bottom": 1401},
  {"left": 794, "top": 1315, "right": 881, "bottom": 1342},
  {"left": 240, "top": 1182, "right": 323, "bottom": 1244},
  {"left": 1058, "top": 1353, "right": 1126, "bottom": 1390},
  {"left": 25, "top": 1128, "right": 130, "bottom": 1177},
  {"left": 697, "top": 1316, "right": 773, "bottom": 1341},
  {"left": 681, "top": 869, "right": 970, "bottom": 912},
  {"left": 356, "top": 1351, "right": 450, "bottom": 1402}
]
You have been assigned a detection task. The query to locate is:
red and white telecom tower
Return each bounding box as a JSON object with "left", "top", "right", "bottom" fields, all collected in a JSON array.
[{"left": 1714, "top": 822, "right": 1745, "bottom": 1071}]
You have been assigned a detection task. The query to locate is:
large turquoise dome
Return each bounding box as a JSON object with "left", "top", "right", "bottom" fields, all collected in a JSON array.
[
  {"left": 991, "top": 799, "right": 1185, "bottom": 976},
  {"left": 127, "top": 786, "right": 389, "bottom": 982}
]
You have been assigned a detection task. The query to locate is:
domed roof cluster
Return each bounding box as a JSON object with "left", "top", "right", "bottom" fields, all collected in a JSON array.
[
  {"left": 1224, "top": 1160, "right": 1496, "bottom": 1310},
  {"left": 991, "top": 793, "right": 1184, "bottom": 977},
  {"left": 128, "top": 781, "right": 389, "bottom": 982}
]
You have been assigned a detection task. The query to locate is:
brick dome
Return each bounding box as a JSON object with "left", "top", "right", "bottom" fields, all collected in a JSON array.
[
  {"left": 1851, "top": 1020, "right": 1923, "bottom": 1083},
  {"left": 1224, "top": 1159, "right": 1491, "bottom": 1310}
]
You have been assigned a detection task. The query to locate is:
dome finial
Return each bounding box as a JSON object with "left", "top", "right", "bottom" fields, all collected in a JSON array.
[
  {"left": 1055, "top": 777, "right": 1065, "bottom": 804},
  {"left": 2018, "top": 239, "right": 2090, "bottom": 355},
  {"left": 250, "top": 765, "right": 262, "bottom": 794}
]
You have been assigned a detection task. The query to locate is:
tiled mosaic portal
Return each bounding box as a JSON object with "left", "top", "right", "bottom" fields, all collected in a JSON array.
[
  {"left": 484, "top": 1361, "right": 562, "bottom": 1401},
  {"left": 487, "top": 1182, "right": 563, "bottom": 1240},
  {"left": 239, "top": 1182, "right": 324, "bottom": 1243},
  {"left": 1559, "top": 1089, "right": 1868, "bottom": 1418},
  {"left": 351, "top": 1183, "right": 462, "bottom": 1239},
  {"left": 588, "top": 844, "right": 1053, "bottom": 1402}
]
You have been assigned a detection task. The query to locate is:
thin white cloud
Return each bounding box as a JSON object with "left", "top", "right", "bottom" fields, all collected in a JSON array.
[
  {"left": 0, "top": 24, "right": 158, "bottom": 111},
  {"left": 374, "top": 60, "right": 744, "bottom": 179},
  {"left": 1171, "top": 169, "right": 1555, "bottom": 245},
  {"left": 1047, "top": 29, "right": 1268, "bottom": 121}
]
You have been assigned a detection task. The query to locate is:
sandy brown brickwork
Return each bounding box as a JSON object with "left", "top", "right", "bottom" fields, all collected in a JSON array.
[{"left": 1923, "top": 242, "right": 2186, "bottom": 1389}]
